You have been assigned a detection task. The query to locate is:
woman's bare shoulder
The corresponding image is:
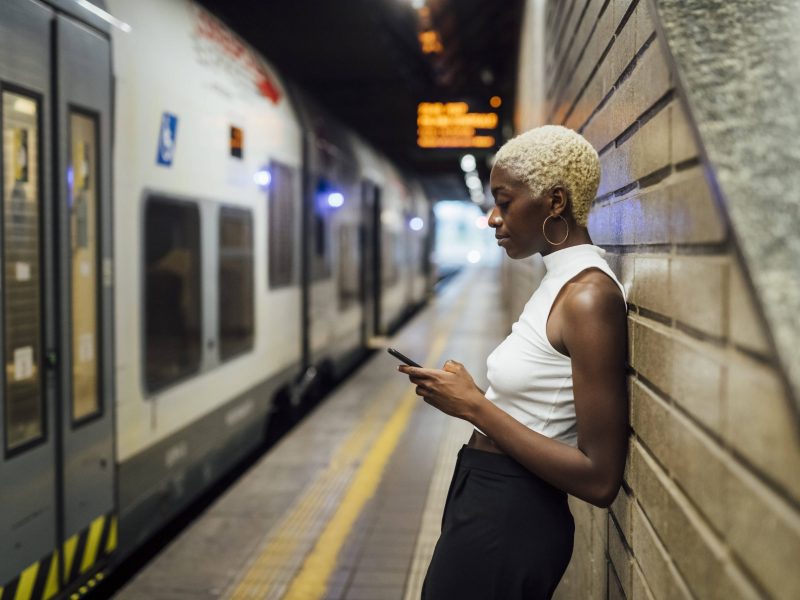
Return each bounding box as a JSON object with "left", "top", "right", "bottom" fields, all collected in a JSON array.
[{"left": 562, "top": 269, "right": 626, "bottom": 322}]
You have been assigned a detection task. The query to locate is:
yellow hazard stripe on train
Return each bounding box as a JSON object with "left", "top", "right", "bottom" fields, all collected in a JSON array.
[{"left": 0, "top": 513, "right": 116, "bottom": 600}]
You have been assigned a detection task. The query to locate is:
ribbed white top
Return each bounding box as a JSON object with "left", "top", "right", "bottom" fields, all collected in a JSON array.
[{"left": 479, "top": 244, "right": 626, "bottom": 447}]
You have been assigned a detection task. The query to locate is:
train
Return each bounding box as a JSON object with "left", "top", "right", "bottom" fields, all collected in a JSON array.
[{"left": 0, "top": 0, "right": 435, "bottom": 597}]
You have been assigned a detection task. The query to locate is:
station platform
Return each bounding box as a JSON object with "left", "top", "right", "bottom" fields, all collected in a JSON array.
[{"left": 117, "top": 267, "right": 506, "bottom": 600}]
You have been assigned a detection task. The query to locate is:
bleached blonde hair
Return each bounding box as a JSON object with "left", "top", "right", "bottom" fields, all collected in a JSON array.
[{"left": 494, "top": 125, "right": 600, "bottom": 227}]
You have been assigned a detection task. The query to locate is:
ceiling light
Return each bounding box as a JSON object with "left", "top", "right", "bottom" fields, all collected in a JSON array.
[
  {"left": 460, "top": 154, "right": 476, "bottom": 172},
  {"left": 13, "top": 98, "right": 36, "bottom": 115}
]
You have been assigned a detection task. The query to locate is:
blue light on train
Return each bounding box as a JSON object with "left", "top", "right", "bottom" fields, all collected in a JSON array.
[
  {"left": 66, "top": 166, "right": 74, "bottom": 207},
  {"left": 327, "top": 192, "right": 344, "bottom": 208},
  {"left": 409, "top": 217, "right": 424, "bottom": 231},
  {"left": 254, "top": 169, "right": 272, "bottom": 188}
]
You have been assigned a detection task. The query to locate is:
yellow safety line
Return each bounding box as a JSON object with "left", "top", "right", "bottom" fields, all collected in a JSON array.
[
  {"left": 43, "top": 550, "right": 60, "bottom": 600},
  {"left": 227, "top": 271, "right": 472, "bottom": 600},
  {"left": 283, "top": 333, "right": 449, "bottom": 600},
  {"left": 14, "top": 562, "right": 39, "bottom": 600},
  {"left": 226, "top": 385, "right": 395, "bottom": 599},
  {"left": 80, "top": 516, "right": 105, "bottom": 574}
]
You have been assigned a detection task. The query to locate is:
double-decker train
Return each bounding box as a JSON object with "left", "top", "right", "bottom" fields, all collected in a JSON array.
[{"left": 0, "top": 0, "right": 434, "bottom": 596}]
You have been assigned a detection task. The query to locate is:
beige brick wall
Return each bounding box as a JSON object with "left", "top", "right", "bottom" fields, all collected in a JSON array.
[{"left": 508, "top": 0, "right": 800, "bottom": 598}]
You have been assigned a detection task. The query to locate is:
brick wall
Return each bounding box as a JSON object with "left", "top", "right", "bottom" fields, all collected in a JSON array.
[{"left": 509, "top": 0, "right": 800, "bottom": 598}]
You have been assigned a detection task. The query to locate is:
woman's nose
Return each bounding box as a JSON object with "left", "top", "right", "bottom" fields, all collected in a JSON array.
[{"left": 487, "top": 208, "right": 500, "bottom": 227}]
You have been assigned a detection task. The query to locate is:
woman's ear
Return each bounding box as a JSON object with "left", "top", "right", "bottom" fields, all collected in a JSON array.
[{"left": 550, "top": 186, "right": 569, "bottom": 214}]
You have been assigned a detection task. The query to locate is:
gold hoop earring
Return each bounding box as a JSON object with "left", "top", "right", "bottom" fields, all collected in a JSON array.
[{"left": 542, "top": 214, "right": 569, "bottom": 245}]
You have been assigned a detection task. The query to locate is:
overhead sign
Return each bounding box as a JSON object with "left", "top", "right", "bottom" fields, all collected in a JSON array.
[{"left": 417, "top": 101, "right": 499, "bottom": 149}]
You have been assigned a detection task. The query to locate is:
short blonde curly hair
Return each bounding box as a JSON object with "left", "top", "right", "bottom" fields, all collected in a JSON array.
[{"left": 494, "top": 125, "right": 600, "bottom": 227}]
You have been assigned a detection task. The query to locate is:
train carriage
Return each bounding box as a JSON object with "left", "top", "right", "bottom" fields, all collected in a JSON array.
[{"left": 0, "top": 0, "right": 433, "bottom": 597}]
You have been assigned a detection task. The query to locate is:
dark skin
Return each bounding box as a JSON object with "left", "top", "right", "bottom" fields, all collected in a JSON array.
[{"left": 398, "top": 164, "right": 629, "bottom": 508}]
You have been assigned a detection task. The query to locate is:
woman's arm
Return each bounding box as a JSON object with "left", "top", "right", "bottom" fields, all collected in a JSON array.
[{"left": 400, "top": 284, "right": 628, "bottom": 508}]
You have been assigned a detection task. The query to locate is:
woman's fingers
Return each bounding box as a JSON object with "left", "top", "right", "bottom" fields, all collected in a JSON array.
[
  {"left": 399, "top": 366, "right": 438, "bottom": 381},
  {"left": 442, "top": 359, "right": 465, "bottom": 373},
  {"left": 398, "top": 365, "right": 423, "bottom": 376}
]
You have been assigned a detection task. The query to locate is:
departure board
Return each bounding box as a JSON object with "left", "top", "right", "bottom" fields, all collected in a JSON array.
[{"left": 416, "top": 101, "right": 499, "bottom": 149}]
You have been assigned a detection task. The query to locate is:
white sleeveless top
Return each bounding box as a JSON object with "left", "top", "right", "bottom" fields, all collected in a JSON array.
[{"left": 479, "top": 244, "right": 627, "bottom": 448}]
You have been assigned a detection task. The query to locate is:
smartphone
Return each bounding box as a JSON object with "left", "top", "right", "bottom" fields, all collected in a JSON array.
[{"left": 387, "top": 347, "right": 422, "bottom": 368}]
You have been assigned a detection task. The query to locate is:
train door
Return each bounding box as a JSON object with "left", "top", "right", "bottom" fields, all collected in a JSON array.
[
  {"left": 55, "top": 11, "right": 116, "bottom": 590},
  {"left": 0, "top": 2, "right": 115, "bottom": 597},
  {"left": 0, "top": 1, "right": 60, "bottom": 595},
  {"left": 360, "top": 180, "right": 382, "bottom": 343}
]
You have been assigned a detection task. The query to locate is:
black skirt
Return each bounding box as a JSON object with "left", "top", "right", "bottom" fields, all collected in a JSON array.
[{"left": 421, "top": 445, "right": 575, "bottom": 600}]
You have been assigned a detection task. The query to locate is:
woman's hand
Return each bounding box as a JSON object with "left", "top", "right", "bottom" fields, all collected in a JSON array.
[{"left": 397, "top": 359, "right": 485, "bottom": 422}]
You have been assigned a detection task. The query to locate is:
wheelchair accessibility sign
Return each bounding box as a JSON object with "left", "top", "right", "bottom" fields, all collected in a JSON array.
[{"left": 156, "top": 112, "right": 179, "bottom": 166}]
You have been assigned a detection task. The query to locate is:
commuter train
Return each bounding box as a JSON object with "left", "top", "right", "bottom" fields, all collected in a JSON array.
[{"left": 0, "top": 0, "right": 434, "bottom": 596}]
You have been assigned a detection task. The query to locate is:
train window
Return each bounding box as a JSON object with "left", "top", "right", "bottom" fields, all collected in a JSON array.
[
  {"left": 314, "top": 212, "right": 326, "bottom": 257},
  {"left": 219, "top": 206, "right": 254, "bottom": 360},
  {"left": 267, "top": 162, "right": 295, "bottom": 289},
  {"left": 337, "top": 224, "right": 359, "bottom": 310},
  {"left": 312, "top": 180, "right": 332, "bottom": 281},
  {"left": 381, "top": 231, "right": 399, "bottom": 286},
  {"left": 69, "top": 110, "right": 100, "bottom": 423},
  {"left": 144, "top": 197, "right": 202, "bottom": 393},
  {"left": 2, "top": 90, "right": 44, "bottom": 451},
  {"left": 420, "top": 213, "right": 431, "bottom": 274}
]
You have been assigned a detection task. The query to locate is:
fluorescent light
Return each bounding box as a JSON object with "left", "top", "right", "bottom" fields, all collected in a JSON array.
[
  {"left": 75, "top": 0, "right": 132, "bottom": 33},
  {"left": 465, "top": 174, "right": 482, "bottom": 190},
  {"left": 460, "top": 154, "right": 476, "bottom": 172},
  {"left": 13, "top": 98, "right": 36, "bottom": 115}
]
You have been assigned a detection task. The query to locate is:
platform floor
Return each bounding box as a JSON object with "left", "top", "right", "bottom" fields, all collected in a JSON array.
[{"left": 118, "top": 267, "right": 506, "bottom": 600}]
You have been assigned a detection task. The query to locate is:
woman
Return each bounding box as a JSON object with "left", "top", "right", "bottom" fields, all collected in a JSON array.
[{"left": 398, "top": 125, "right": 629, "bottom": 599}]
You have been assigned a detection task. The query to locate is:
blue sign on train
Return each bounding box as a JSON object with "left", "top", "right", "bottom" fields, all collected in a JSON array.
[{"left": 156, "top": 112, "right": 179, "bottom": 166}]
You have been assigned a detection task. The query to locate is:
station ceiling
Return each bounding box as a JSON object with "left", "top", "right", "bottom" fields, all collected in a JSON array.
[{"left": 197, "top": 0, "right": 525, "bottom": 201}]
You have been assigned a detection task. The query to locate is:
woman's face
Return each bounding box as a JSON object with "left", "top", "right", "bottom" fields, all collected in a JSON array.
[{"left": 488, "top": 164, "right": 550, "bottom": 259}]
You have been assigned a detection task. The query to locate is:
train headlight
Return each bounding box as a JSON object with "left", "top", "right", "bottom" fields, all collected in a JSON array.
[
  {"left": 327, "top": 192, "right": 344, "bottom": 208},
  {"left": 409, "top": 217, "right": 424, "bottom": 231}
]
